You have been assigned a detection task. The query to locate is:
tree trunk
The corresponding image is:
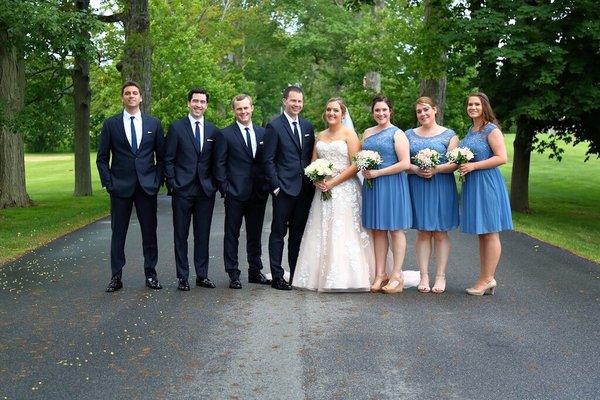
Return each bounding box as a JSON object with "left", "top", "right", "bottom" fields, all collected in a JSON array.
[
  {"left": 73, "top": 0, "right": 92, "bottom": 197},
  {"left": 419, "top": 0, "right": 447, "bottom": 124},
  {"left": 0, "top": 28, "right": 31, "bottom": 208},
  {"left": 363, "top": 0, "right": 385, "bottom": 94},
  {"left": 510, "top": 117, "right": 534, "bottom": 212},
  {"left": 363, "top": 71, "right": 381, "bottom": 93},
  {"left": 120, "top": 0, "right": 152, "bottom": 114},
  {"left": 419, "top": 73, "right": 446, "bottom": 124}
]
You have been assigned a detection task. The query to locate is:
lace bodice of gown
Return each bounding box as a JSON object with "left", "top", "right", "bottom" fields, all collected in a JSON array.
[
  {"left": 459, "top": 123, "right": 497, "bottom": 162},
  {"left": 362, "top": 126, "right": 399, "bottom": 168},
  {"left": 316, "top": 140, "right": 351, "bottom": 174}
]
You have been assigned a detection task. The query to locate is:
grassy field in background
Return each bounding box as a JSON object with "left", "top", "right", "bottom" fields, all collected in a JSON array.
[
  {"left": 0, "top": 139, "right": 598, "bottom": 265},
  {"left": 0, "top": 154, "right": 109, "bottom": 264},
  {"left": 500, "top": 134, "right": 600, "bottom": 263}
]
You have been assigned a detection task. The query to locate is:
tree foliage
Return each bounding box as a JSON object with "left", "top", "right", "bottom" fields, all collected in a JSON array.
[
  {"left": 466, "top": 0, "right": 600, "bottom": 211},
  {"left": 6, "top": 0, "right": 599, "bottom": 213},
  {"left": 0, "top": 0, "right": 97, "bottom": 207}
]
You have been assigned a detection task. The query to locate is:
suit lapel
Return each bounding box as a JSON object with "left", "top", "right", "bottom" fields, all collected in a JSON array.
[
  {"left": 137, "top": 115, "right": 149, "bottom": 154},
  {"left": 202, "top": 123, "right": 211, "bottom": 154},
  {"left": 234, "top": 123, "right": 254, "bottom": 159},
  {"left": 281, "top": 114, "right": 301, "bottom": 152},
  {"left": 254, "top": 126, "right": 264, "bottom": 158},
  {"left": 184, "top": 118, "right": 200, "bottom": 153},
  {"left": 299, "top": 118, "right": 311, "bottom": 151},
  {"left": 118, "top": 113, "right": 135, "bottom": 155}
]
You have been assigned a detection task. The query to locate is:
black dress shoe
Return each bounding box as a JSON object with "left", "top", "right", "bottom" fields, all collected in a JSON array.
[
  {"left": 229, "top": 279, "right": 242, "bottom": 289},
  {"left": 106, "top": 277, "right": 123, "bottom": 293},
  {"left": 145, "top": 277, "right": 163, "bottom": 290},
  {"left": 196, "top": 277, "right": 216, "bottom": 288},
  {"left": 177, "top": 279, "right": 190, "bottom": 291},
  {"left": 248, "top": 272, "right": 272, "bottom": 285},
  {"left": 271, "top": 278, "right": 292, "bottom": 291}
]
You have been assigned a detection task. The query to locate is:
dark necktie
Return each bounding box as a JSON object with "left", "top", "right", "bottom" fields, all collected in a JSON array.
[
  {"left": 244, "top": 127, "right": 253, "bottom": 157},
  {"left": 293, "top": 121, "right": 301, "bottom": 149},
  {"left": 130, "top": 116, "right": 137, "bottom": 152},
  {"left": 195, "top": 121, "right": 201, "bottom": 150}
]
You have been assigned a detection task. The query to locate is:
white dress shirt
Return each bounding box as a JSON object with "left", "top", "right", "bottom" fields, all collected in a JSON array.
[
  {"left": 188, "top": 114, "right": 204, "bottom": 151},
  {"left": 283, "top": 111, "right": 302, "bottom": 148},
  {"left": 123, "top": 110, "right": 142, "bottom": 149},
  {"left": 236, "top": 121, "right": 256, "bottom": 157}
]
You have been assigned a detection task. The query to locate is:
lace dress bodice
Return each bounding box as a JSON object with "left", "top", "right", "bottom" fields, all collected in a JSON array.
[
  {"left": 362, "top": 126, "right": 399, "bottom": 168},
  {"left": 459, "top": 123, "right": 497, "bottom": 162},
  {"left": 316, "top": 140, "right": 351, "bottom": 175},
  {"left": 406, "top": 128, "right": 456, "bottom": 163}
]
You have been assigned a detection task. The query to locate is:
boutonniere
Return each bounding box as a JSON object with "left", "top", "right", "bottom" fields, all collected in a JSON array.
[
  {"left": 146, "top": 130, "right": 153, "bottom": 135},
  {"left": 259, "top": 141, "right": 264, "bottom": 145},
  {"left": 304, "top": 134, "right": 309, "bottom": 137},
  {"left": 206, "top": 138, "right": 214, "bottom": 142}
]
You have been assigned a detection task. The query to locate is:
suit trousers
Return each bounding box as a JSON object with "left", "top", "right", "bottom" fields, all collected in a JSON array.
[
  {"left": 172, "top": 192, "right": 216, "bottom": 280},
  {"left": 223, "top": 194, "right": 268, "bottom": 279},
  {"left": 109, "top": 183, "right": 158, "bottom": 279},
  {"left": 268, "top": 188, "right": 313, "bottom": 281}
]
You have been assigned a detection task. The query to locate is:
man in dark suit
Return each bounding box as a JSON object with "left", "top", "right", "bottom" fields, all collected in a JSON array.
[
  {"left": 263, "top": 86, "right": 315, "bottom": 290},
  {"left": 216, "top": 94, "right": 271, "bottom": 289},
  {"left": 164, "top": 88, "right": 223, "bottom": 291},
  {"left": 96, "top": 81, "right": 165, "bottom": 292}
]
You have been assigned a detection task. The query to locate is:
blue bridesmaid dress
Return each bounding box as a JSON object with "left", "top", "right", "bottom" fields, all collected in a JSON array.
[
  {"left": 459, "top": 123, "right": 513, "bottom": 234},
  {"left": 406, "top": 128, "right": 459, "bottom": 231},
  {"left": 362, "top": 126, "right": 412, "bottom": 230}
]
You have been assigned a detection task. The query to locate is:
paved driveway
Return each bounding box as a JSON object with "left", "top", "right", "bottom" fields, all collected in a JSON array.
[{"left": 0, "top": 195, "right": 598, "bottom": 399}]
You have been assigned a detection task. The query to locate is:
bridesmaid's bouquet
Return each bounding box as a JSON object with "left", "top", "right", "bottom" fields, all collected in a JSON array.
[
  {"left": 305, "top": 158, "right": 334, "bottom": 201},
  {"left": 353, "top": 150, "right": 383, "bottom": 188},
  {"left": 412, "top": 148, "right": 441, "bottom": 170},
  {"left": 446, "top": 147, "right": 475, "bottom": 182}
]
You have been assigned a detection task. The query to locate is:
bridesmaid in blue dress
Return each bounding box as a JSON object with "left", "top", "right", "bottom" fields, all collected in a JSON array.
[
  {"left": 458, "top": 92, "right": 513, "bottom": 296},
  {"left": 362, "top": 95, "right": 412, "bottom": 293},
  {"left": 406, "top": 96, "right": 459, "bottom": 294}
]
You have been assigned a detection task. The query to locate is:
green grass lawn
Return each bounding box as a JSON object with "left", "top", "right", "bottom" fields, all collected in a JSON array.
[
  {"left": 500, "top": 134, "right": 600, "bottom": 263},
  {"left": 0, "top": 154, "right": 109, "bottom": 264},
  {"left": 0, "top": 139, "right": 599, "bottom": 266}
]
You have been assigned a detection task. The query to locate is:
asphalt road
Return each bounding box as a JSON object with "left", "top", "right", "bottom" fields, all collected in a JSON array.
[{"left": 0, "top": 195, "right": 598, "bottom": 399}]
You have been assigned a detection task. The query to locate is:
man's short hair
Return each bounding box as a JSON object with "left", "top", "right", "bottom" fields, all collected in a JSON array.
[
  {"left": 121, "top": 80, "right": 141, "bottom": 95},
  {"left": 283, "top": 85, "right": 303, "bottom": 99},
  {"left": 231, "top": 94, "right": 253, "bottom": 108},
  {"left": 188, "top": 87, "right": 209, "bottom": 102}
]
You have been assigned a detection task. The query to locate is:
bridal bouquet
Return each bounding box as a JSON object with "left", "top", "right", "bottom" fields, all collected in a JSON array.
[
  {"left": 412, "top": 148, "right": 441, "bottom": 170},
  {"left": 446, "top": 147, "right": 475, "bottom": 182},
  {"left": 305, "top": 158, "right": 334, "bottom": 200},
  {"left": 353, "top": 150, "right": 382, "bottom": 188}
]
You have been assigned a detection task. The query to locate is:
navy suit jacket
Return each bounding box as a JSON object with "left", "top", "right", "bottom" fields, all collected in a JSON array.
[
  {"left": 96, "top": 112, "right": 165, "bottom": 198},
  {"left": 164, "top": 116, "right": 223, "bottom": 198},
  {"left": 263, "top": 114, "right": 315, "bottom": 197},
  {"left": 216, "top": 122, "right": 269, "bottom": 201}
]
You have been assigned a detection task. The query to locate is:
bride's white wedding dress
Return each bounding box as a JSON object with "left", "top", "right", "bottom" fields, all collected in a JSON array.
[
  {"left": 293, "top": 140, "right": 373, "bottom": 292},
  {"left": 292, "top": 140, "right": 420, "bottom": 292}
]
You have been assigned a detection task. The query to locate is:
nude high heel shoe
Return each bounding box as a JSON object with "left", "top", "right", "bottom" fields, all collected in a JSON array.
[
  {"left": 417, "top": 272, "right": 430, "bottom": 293},
  {"left": 465, "top": 278, "right": 497, "bottom": 296},
  {"left": 431, "top": 275, "right": 446, "bottom": 294},
  {"left": 370, "top": 275, "right": 388, "bottom": 293},
  {"left": 382, "top": 274, "right": 404, "bottom": 294}
]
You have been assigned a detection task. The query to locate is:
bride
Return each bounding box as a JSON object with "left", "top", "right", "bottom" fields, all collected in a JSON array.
[{"left": 293, "top": 98, "right": 373, "bottom": 291}]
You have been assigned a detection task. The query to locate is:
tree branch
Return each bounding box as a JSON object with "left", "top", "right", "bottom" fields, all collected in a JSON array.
[
  {"left": 26, "top": 66, "right": 57, "bottom": 78},
  {"left": 94, "top": 13, "right": 124, "bottom": 23},
  {"left": 25, "top": 84, "right": 74, "bottom": 107}
]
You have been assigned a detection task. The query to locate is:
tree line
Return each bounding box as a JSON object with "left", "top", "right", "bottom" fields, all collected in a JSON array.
[{"left": 0, "top": 0, "right": 598, "bottom": 211}]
